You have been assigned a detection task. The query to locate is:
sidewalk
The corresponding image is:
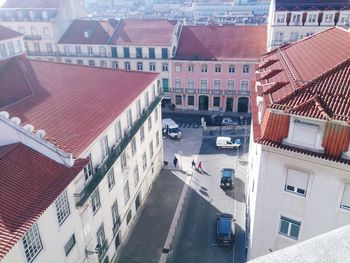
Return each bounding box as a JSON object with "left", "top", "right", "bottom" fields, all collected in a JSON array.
[{"left": 115, "top": 169, "right": 185, "bottom": 263}]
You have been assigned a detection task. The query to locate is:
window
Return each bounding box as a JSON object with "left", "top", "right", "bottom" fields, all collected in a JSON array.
[
  {"left": 215, "top": 64, "right": 221, "bottom": 73},
  {"left": 121, "top": 151, "right": 127, "bottom": 171},
  {"left": 34, "top": 42, "right": 40, "bottom": 53},
  {"left": 188, "top": 96, "right": 194, "bottom": 106},
  {"left": 228, "top": 64, "right": 235, "bottom": 73},
  {"left": 91, "top": 189, "right": 101, "bottom": 214},
  {"left": 127, "top": 109, "right": 132, "bottom": 128},
  {"left": 137, "top": 62, "right": 143, "bottom": 71},
  {"left": 96, "top": 223, "right": 106, "bottom": 252},
  {"left": 63, "top": 45, "right": 70, "bottom": 55},
  {"left": 341, "top": 184, "right": 350, "bottom": 210},
  {"left": 46, "top": 43, "right": 53, "bottom": 54},
  {"left": 87, "top": 46, "right": 93, "bottom": 55},
  {"left": 136, "top": 99, "right": 141, "bottom": 117},
  {"left": 31, "top": 26, "right": 38, "bottom": 36},
  {"left": 161, "top": 48, "right": 168, "bottom": 59},
  {"left": 175, "top": 79, "right": 181, "bottom": 89},
  {"left": 201, "top": 64, "right": 208, "bottom": 73},
  {"left": 152, "top": 84, "right": 156, "bottom": 99},
  {"left": 175, "top": 64, "right": 182, "bottom": 72},
  {"left": 111, "top": 47, "right": 118, "bottom": 58},
  {"left": 55, "top": 191, "right": 70, "bottom": 225},
  {"left": 75, "top": 45, "right": 81, "bottom": 55},
  {"left": 99, "top": 60, "right": 106, "bottom": 67},
  {"left": 201, "top": 79, "right": 208, "bottom": 89},
  {"left": 131, "top": 137, "right": 137, "bottom": 155},
  {"left": 112, "top": 200, "right": 120, "bottom": 234},
  {"left": 188, "top": 64, "right": 194, "bottom": 72},
  {"left": 124, "top": 61, "right": 131, "bottom": 70},
  {"left": 77, "top": 59, "right": 83, "bottom": 65},
  {"left": 100, "top": 135, "right": 109, "bottom": 159},
  {"left": 156, "top": 131, "right": 160, "bottom": 147},
  {"left": 124, "top": 181, "right": 130, "bottom": 204},
  {"left": 6, "top": 42, "right": 14, "bottom": 55},
  {"left": 241, "top": 80, "right": 249, "bottom": 91},
  {"left": 227, "top": 80, "right": 234, "bottom": 90},
  {"left": 154, "top": 106, "right": 159, "bottom": 121},
  {"left": 64, "top": 234, "right": 76, "bottom": 256},
  {"left": 84, "top": 154, "right": 93, "bottom": 180},
  {"left": 175, "top": 95, "right": 182, "bottom": 105},
  {"left": 279, "top": 216, "right": 301, "bottom": 240},
  {"left": 142, "top": 152, "right": 147, "bottom": 171},
  {"left": 276, "top": 14, "right": 285, "bottom": 23},
  {"left": 243, "top": 64, "right": 250, "bottom": 74},
  {"left": 149, "top": 62, "right": 156, "bottom": 71},
  {"left": 22, "top": 224, "right": 43, "bottom": 263},
  {"left": 0, "top": 43, "right": 7, "bottom": 57},
  {"left": 292, "top": 14, "right": 301, "bottom": 23},
  {"left": 115, "top": 120, "right": 122, "bottom": 142},
  {"left": 188, "top": 79, "right": 194, "bottom": 89},
  {"left": 290, "top": 32, "right": 299, "bottom": 41},
  {"left": 214, "top": 80, "right": 221, "bottom": 90},
  {"left": 145, "top": 91, "right": 149, "bottom": 107},
  {"left": 140, "top": 125, "right": 145, "bottom": 142},
  {"left": 285, "top": 169, "right": 309, "bottom": 196},
  {"left": 148, "top": 116, "right": 152, "bottom": 131},
  {"left": 134, "top": 166, "right": 140, "bottom": 186},
  {"left": 308, "top": 13, "right": 317, "bottom": 23},
  {"left": 162, "top": 63, "right": 168, "bottom": 72},
  {"left": 136, "top": 47, "right": 142, "bottom": 58},
  {"left": 292, "top": 120, "right": 319, "bottom": 147},
  {"left": 213, "top": 97, "right": 220, "bottom": 107},
  {"left": 324, "top": 13, "right": 333, "bottom": 23},
  {"left": 88, "top": 60, "right": 95, "bottom": 67},
  {"left": 123, "top": 47, "right": 130, "bottom": 58},
  {"left": 126, "top": 210, "right": 132, "bottom": 225},
  {"left": 107, "top": 169, "right": 115, "bottom": 190},
  {"left": 149, "top": 47, "right": 155, "bottom": 59},
  {"left": 112, "top": 61, "right": 118, "bottom": 69},
  {"left": 149, "top": 141, "right": 154, "bottom": 159}
]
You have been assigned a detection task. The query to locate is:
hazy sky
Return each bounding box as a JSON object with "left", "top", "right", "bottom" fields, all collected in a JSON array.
[{"left": 0, "top": 0, "right": 5, "bottom": 7}]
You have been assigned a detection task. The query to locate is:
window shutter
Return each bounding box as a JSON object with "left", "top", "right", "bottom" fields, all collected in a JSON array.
[
  {"left": 341, "top": 184, "right": 350, "bottom": 209},
  {"left": 286, "top": 169, "right": 309, "bottom": 191},
  {"left": 292, "top": 121, "right": 319, "bottom": 146}
]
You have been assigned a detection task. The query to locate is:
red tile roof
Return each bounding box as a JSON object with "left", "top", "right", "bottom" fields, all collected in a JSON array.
[
  {"left": 2, "top": 0, "right": 64, "bottom": 9},
  {"left": 0, "top": 143, "right": 88, "bottom": 260},
  {"left": 175, "top": 25, "right": 267, "bottom": 61},
  {"left": 0, "top": 57, "right": 158, "bottom": 156},
  {"left": 109, "top": 19, "right": 177, "bottom": 46},
  {"left": 0, "top": 25, "right": 22, "bottom": 41},
  {"left": 58, "top": 19, "right": 117, "bottom": 45}
]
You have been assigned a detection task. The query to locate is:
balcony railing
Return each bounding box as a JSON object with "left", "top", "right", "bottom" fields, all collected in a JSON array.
[
  {"left": 24, "top": 35, "right": 42, "bottom": 40},
  {"left": 198, "top": 88, "right": 210, "bottom": 94},
  {"left": 237, "top": 90, "right": 250, "bottom": 96},
  {"left": 225, "top": 90, "right": 236, "bottom": 95},
  {"left": 74, "top": 95, "right": 162, "bottom": 207},
  {"left": 98, "top": 240, "right": 108, "bottom": 263},
  {"left": 173, "top": 87, "right": 183, "bottom": 93},
  {"left": 185, "top": 88, "right": 196, "bottom": 94},
  {"left": 211, "top": 89, "right": 222, "bottom": 95}
]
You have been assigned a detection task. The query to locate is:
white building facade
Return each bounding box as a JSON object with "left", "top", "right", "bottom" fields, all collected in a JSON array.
[{"left": 0, "top": 25, "right": 24, "bottom": 60}]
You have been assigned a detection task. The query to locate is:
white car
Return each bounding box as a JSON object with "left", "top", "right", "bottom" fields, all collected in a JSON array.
[{"left": 221, "top": 118, "right": 239, "bottom": 126}]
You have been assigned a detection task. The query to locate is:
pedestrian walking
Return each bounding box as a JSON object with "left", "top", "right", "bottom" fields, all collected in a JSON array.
[
  {"left": 198, "top": 161, "right": 203, "bottom": 171},
  {"left": 191, "top": 160, "right": 196, "bottom": 169},
  {"left": 173, "top": 156, "right": 178, "bottom": 168}
]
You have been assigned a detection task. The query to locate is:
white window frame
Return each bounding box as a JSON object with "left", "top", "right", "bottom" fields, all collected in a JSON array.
[
  {"left": 142, "top": 152, "right": 147, "bottom": 171},
  {"left": 84, "top": 154, "right": 93, "bottom": 181},
  {"left": 243, "top": 64, "right": 250, "bottom": 74},
  {"left": 134, "top": 166, "right": 140, "bottom": 187},
  {"left": 124, "top": 61, "right": 131, "bottom": 70},
  {"left": 124, "top": 181, "right": 130, "bottom": 204},
  {"left": 107, "top": 169, "right": 115, "bottom": 190},
  {"left": 285, "top": 168, "right": 309, "bottom": 197},
  {"left": 188, "top": 64, "right": 194, "bottom": 72},
  {"left": 201, "top": 64, "right": 208, "bottom": 73},
  {"left": 162, "top": 63, "right": 168, "bottom": 72},
  {"left": 64, "top": 234, "right": 76, "bottom": 256},
  {"left": 341, "top": 184, "right": 350, "bottom": 210},
  {"left": 22, "top": 223, "right": 43, "bottom": 263},
  {"left": 55, "top": 190, "right": 71, "bottom": 225},
  {"left": 131, "top": 137, "right": 137, "bottom": 156},
  {"left": 137, "top": 62, "right": 143, "bottom": 71},
  {"left": 276, "top": 13, "right": 285, "bottom": 23},
  {"left": 91, "top": 189, "right": 101, "bottom": 215},
  {"left": 121, "top": 151, "right": 127, "bottom": 171},
  {"left": 279, "top": 216, "right": 301, "bottom": 240},
  {"left": 215, "top": 64, "right": 221, "bottom": 73},
  {"left": 149, "top": 140, "right": 154, "bottom": 159},
  {"left": 100, "top": 135, "right": 109, "bottom": 159}
]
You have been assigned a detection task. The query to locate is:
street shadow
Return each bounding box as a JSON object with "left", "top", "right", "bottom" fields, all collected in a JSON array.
[
  {"left": 223, "top": 177, "right": 245, "bottom": 203},
  {"left": 234, "top": 223, "right": 248, "bottom": 263}
]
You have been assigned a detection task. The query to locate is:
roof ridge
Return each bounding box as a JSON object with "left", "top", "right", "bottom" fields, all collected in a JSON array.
[
  {"left": 276, "top": 47, "right": 301, "bottom": 92},
  {"left": 314, "top": 96, "right": 331, "bottom": 120},
  {"left": 107, "top": 19, "right": 122, "bottom": 45}
]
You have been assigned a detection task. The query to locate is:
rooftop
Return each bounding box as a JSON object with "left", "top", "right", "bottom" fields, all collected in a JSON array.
[
  {"left": 0, "top": 57, "right": 158, "bottom": 156},
  {"left": 1, "top": 0, "right": 64, "bottom": 9},
  {"left": 109, "top": 19, "right": 178, "bottom": 46},
  {"left": 0, "top": 143, "right": 87, "bottom": 260},
  {"left": 174, "top": 25, "right": 267, "bottom": 61},
  {"left": 275, "top": 0, "right": 350, "bottom": 11},
  {"left": 58, "top": 19, "right": 117, "bottom": 45},
  {"left": 0, "top": 25, "right": 22, "bottom": 41}
]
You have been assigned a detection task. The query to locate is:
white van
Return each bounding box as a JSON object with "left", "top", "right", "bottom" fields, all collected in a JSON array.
[
  {"left": 216, "top": 137, "right": 241, "bottom": 149},
  {"left": 162, "top": 118, "right": 181, "bottom": 139}
]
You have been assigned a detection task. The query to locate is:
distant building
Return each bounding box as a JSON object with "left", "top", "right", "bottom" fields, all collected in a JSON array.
[
  {"left": 247, "top": 27, "right": 350, "bottom": 260},
  {"left": 170, "top": 25, "right": 266, "bottom": 112},
  {"left": 267, "top": 0, "right": 350, "bottom": 50},
  {"left": 0, "top": 25, "right": 24, "bottom": 60},
  {"left": 0, "top": 53, "right": 163, "bottom": 262}
]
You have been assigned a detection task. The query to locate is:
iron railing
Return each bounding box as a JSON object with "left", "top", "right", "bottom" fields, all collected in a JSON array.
[
  {"left": 225, "top": 90, "right": 236, "bottom": 95},
  {"left": 237, "top": 90, "right": 250, "bottom": 96},
  {"left": 74, "top": 95, "right": 162, "bottom": 207},
  {"left": 185, "top": 88, "right": 196, "bottom": 94}
]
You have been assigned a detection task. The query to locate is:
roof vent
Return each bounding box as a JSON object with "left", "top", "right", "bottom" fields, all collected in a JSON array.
[
  {"left": 0, "top": 111, "right": 10, "bottom": 119},
  {"left": 23, "top": 124, "right": 35, "bottom": 133},
  {"left": 84, "top": 29, "right": 93, "bottom": 38},
  {"left": 35, "top": 129, "right": 46, "bottom": 138},
  {"left": 11, "top": 117, "right": 21, "bottom": 125}
]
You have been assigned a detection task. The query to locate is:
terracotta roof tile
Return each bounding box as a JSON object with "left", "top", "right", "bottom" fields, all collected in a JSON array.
[
  {"left": 109, "top": 19, "right": 177, "bottom": 46},
  {"left": 58, "top": 19, "right": 117, "bottom": 45},
  {"left": 0, "top": 25, "right": 22, "bottom": 41},
  {"left": 0, "top": 57, "right": 159, "bottom": 156},
  {"left": 175, "top": 25, "right": 267, "bottom": 61},
  {"left": 0, "top": 143, "right": 88, "bottom": 259}
]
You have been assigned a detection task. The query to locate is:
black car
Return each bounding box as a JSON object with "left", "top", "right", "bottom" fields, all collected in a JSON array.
[
  {"left": 216, "top": 213, "right": 235, "bottom": 245},
  {"left": 220, "top": 168, "right": 235, "bottom": 189},
  {"left": 204, "top": 114, "right": 223, "bottom": 126}
]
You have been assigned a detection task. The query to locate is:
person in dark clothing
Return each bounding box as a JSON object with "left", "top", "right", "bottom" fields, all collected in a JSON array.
[
  {"left": 191, "top": 160, "right": 196, "bottom": 169},
  {"left": 173, "top": 156, "right": 178, "bottom": 168}
]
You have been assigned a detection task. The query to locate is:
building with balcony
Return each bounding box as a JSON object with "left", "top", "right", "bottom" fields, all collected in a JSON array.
[
  {"left": 267, "top": 0, "right": 350, "bottom": 51},
  {"left": 170, "top": 25, "right": 266, "bottom": 112},
  {"left": 0, "top": 0, "right": 87, "bottom": 58},
  {"left": 0, "top": 54, "right": 163, "bottom": 262},
  {"left": 0, "top": 25, "right": 24, "bottom": 60},
  {"left": 247, "top": 27, "right": 350, "bottom": 260}
]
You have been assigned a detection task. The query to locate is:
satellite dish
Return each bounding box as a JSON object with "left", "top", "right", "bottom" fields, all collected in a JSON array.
[
  {"left": 23, "top": 124, "right": 34, "bottom": 133},
  {"left": 0, "top": 111, "right": 9, "bottom": 118},
  {"left": 10, "top": 117, "right": 21, "bottom": 125},
  {"left": 35, "top": 129, "right": 46, "bottom": 138}
]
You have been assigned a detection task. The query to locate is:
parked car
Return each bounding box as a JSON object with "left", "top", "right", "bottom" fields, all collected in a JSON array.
[
  {"left": 216, "top": 213, "right": 235, "bottom": 245},
  {"left": 204, "top": 114, "right": 223, "bottom": 126},
  {"left": 221, "top": 117, "right": 239, "bottom": 126},
  {"left": 216, "top": 137, "right": 241, "bottom": 149},
  {"left": 220, "top": 168, "right": 235, "bottom": 189}
]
